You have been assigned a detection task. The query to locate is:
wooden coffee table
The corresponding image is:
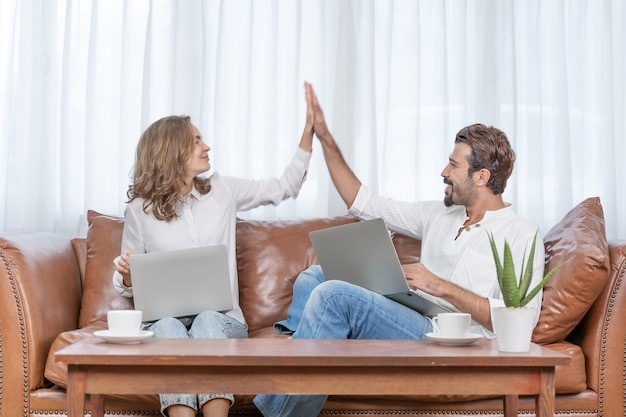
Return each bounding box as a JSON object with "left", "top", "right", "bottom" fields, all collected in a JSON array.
[{"left": 55, "top": 337, "right": 570, "bottom": 417}]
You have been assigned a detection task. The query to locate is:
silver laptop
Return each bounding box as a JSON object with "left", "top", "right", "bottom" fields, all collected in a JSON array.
[
  {"left": 309, "top": 218, "right": 458, "bottom": 317},
  {"left": 129, "top": 245, "right": 233, "bottom": 322}
]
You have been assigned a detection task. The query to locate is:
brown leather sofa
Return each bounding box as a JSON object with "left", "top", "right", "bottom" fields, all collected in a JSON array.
[{"left": 1, "top": 197, "right": 624, "bottom": 417}]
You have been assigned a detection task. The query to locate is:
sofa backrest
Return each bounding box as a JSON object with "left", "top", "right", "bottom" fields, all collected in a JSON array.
[
  {"left": 77, "top": 211, "right": 132, "bottom": 329},
  {"left": 76, "top": 211, "right": 343, "bottom": 333},
  {"left": 76, "top": 197, "right": 610, "bottom": 340},
  {"left": 235, "top": 216, "right": 355, "bottom": 333},
  {"left": 74, "top": 211, "right": 426, "bottom": 335}
]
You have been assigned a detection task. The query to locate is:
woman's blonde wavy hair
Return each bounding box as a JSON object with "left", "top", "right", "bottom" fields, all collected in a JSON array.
[{"left": 127, "top": 115, "right": 211, "bottom": 221}]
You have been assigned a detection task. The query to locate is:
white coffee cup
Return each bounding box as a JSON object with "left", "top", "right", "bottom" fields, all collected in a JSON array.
[
  {"left": 107, "top": 310, "right": 142, "bottom": 336},
  {"left": 432, "top": 312, "right": 471, "bottom": 338}
]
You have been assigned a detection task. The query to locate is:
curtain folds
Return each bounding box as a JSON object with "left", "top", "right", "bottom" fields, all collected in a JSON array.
[{"left": 1, "top": 0, "right": 624, "bottom": 240}]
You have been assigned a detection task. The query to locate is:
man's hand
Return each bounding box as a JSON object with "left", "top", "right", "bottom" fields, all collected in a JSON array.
[
  {"left": 304, "top": 82, "right": 361, "bottom": 207},
  {"left": 402, "top": 263, "right": 443, "bottom": 294},
  {"left": 306, "top": 83, "right": 331, "bottom": 141},
  {"left": 403, "top": 262, "right": 494, "bottom": 330}
]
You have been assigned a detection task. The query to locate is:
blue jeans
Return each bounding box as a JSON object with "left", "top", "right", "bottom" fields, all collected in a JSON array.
[
  {"left": 146, "top": 311, "right": 248, "bottom": 416},
  {"left": 254, "top": 269, "right": 433, "bottom": 417},
  {"left": 274, "top": 265, "right": 326, "bottom": 335}
]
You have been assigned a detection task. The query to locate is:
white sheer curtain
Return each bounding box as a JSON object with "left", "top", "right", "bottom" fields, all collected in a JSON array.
[{"left": 1, "top": 0, "right": 624, "bottom": 240}]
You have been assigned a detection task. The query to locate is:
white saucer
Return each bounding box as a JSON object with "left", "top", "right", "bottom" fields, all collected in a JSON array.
[
  {"left": 94, "top": 330, "right": 154, "bottom": 344},
  {"left": 426, "top": 332, "right": 483, "bottom": 346}
]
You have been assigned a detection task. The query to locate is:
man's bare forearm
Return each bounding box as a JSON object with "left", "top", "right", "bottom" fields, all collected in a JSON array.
[{"left": 317, "top": 132, "right": 361, "bottom": 208}]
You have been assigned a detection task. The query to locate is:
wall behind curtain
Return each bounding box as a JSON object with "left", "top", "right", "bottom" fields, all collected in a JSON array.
[{"left": 1, "top": 0, "right": 624, "bottom": 240}]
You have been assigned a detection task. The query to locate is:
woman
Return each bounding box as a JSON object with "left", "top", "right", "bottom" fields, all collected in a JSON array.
[{"left": 112, "top": 83, "right": 314, "bottom": 417}]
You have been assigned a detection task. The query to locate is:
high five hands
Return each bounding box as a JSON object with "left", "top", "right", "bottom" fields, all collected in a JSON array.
[{"left": 304, "top": 82, "right": 331, "bottom": 142}]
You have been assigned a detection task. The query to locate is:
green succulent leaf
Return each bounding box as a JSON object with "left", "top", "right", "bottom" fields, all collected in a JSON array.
[
  {"left": 487, "top": 230, "right": 571, "bottom": 308},
  {"left": 487, "top": 233, "right": 504, "bottom": 291},
  {"left": 517, "top": 232, "right": 538, "bottom": 299},
  {"left": 519, "top": 256, "right": 572, "bottom": 306},
  {"left": 501, "top": 240, "right": 520, "bottom": 307}
]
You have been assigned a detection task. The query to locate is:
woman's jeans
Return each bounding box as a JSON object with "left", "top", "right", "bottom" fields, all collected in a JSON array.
[
  {"left": 147, "top": 311, "right": 248, "bottom": 416},
  {"left": 254, "top": 266, "right": 433, "bottom": 417}
]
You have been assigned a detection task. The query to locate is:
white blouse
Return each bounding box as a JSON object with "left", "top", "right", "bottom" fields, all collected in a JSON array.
[{"left": 112, "top": 147, "right": 311, "bottom": 325}]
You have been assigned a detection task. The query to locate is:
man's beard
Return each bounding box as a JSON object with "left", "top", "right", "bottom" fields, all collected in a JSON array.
[
  {"left": 443, "top": 179, "right": 454, "bottom": 207},
  {"left": 443, "top": 177, "right": 476, "bottom": 207}
]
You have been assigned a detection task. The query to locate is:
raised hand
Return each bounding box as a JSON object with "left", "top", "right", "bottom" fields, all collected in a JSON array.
[
  {"left": 304, "top": 81, "right": 315, "bottom": 132},
  {"left": 298, "top": 82, "right": 315, "bottom": 151},
  {"left": 304, "top": 82, "right": 361, "bottom": 207},
  {"left": 305, "top": 82, "right": 331, "bottom": 141}
]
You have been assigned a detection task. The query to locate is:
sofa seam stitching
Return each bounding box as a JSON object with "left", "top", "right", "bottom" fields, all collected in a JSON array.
[{"left": 0, "top": 247, "right": 29, "bottom": 417}]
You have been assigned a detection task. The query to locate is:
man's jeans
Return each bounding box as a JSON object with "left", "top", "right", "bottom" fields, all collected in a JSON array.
[
  {"left": 254, "top": 271, "right": 433, "bottom": 417},
  {"left": 273, "top": 265, "right": 326, "bottom": 334},
  {"left": 147, "top": 311, "right": 248, "bottom": 416}
]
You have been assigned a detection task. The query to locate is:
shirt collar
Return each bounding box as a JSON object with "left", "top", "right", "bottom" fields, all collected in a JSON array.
[
  {"left": 189, "top": 186, "right": 202, "bottom": 200},
  {"left": 475, "top": 203, "right": 514, "bottom": 222}
]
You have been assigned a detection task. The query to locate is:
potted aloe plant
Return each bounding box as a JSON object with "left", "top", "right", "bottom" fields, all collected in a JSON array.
[{"left": 487, "top": 231, "right": 570, "bottom": 352}]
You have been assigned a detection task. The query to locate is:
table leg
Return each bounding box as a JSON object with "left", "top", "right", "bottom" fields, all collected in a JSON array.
[
  {"left": 90, "top": 394, "right": 105, "bottom": 417},
  {"left": 503, "top": 394, "right": 519, "bottom": 417},
  {"left": 67, "top": 366, "right": 87, "bottom": 417},
  {"left": 536, "top": 367, "right": 556, "bottom": 417}
]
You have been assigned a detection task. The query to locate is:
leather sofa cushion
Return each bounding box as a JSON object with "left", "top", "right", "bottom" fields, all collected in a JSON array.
[
  {"left": 44, "top": 324, "right": 160, "bottom": 410},
  {"left": 45, "top": 323, "right": 106, "bottom": 387},
  {"left": 74, "top": 210, "right": 357, "bottom": 332},
  {"left": 391, "top": 231, "right": 422, "bottom": 265},
  {"left": 548, "top": 341, "right": 587, "bottom": 394},
  {"left": 78, "top": 210, "right": 132, "bottom": 328},
  {"left": 71, "top": 237, "right": 87, "bottom": 286},
  {"left": 236, "top": 216, "right": 356, "bottom": 333},
  {"left": 532, "top": 197, "right": 610, "bottom": 344}
]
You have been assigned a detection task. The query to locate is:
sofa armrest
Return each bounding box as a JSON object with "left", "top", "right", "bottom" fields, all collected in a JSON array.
[
  {"left": 0, "top": 232, "right": 82, "bottom": 402},
  {"left": 568, "top": 239, "right": 626, "bottom": 416}
]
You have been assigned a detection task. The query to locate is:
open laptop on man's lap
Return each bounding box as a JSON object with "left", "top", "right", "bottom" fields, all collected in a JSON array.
[{"left": 309, "top": 218, "right": 457, "bottom": 317}]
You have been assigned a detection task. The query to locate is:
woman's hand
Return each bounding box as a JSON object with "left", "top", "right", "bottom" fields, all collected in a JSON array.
[
  {"left": 298, "top": 81, "right": 315, "bottom": 152},
  {"left": 307, "top": 82, "right": 331, "bottom": 142},
  {"left": 305, "top": 81, "right": 315, "bottom": 132},
  {"left": 116, "top": 250, "right": 134, "bottom": 287}
]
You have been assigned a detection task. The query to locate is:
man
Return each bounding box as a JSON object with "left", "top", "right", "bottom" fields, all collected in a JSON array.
[{"left": 253, "top": 84, "right": 544, "bottom": 417}]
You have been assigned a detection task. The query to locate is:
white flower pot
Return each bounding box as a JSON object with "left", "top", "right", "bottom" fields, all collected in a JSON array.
[{"left": 491, "top": 306, "right": 536, "bottom": 352}]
